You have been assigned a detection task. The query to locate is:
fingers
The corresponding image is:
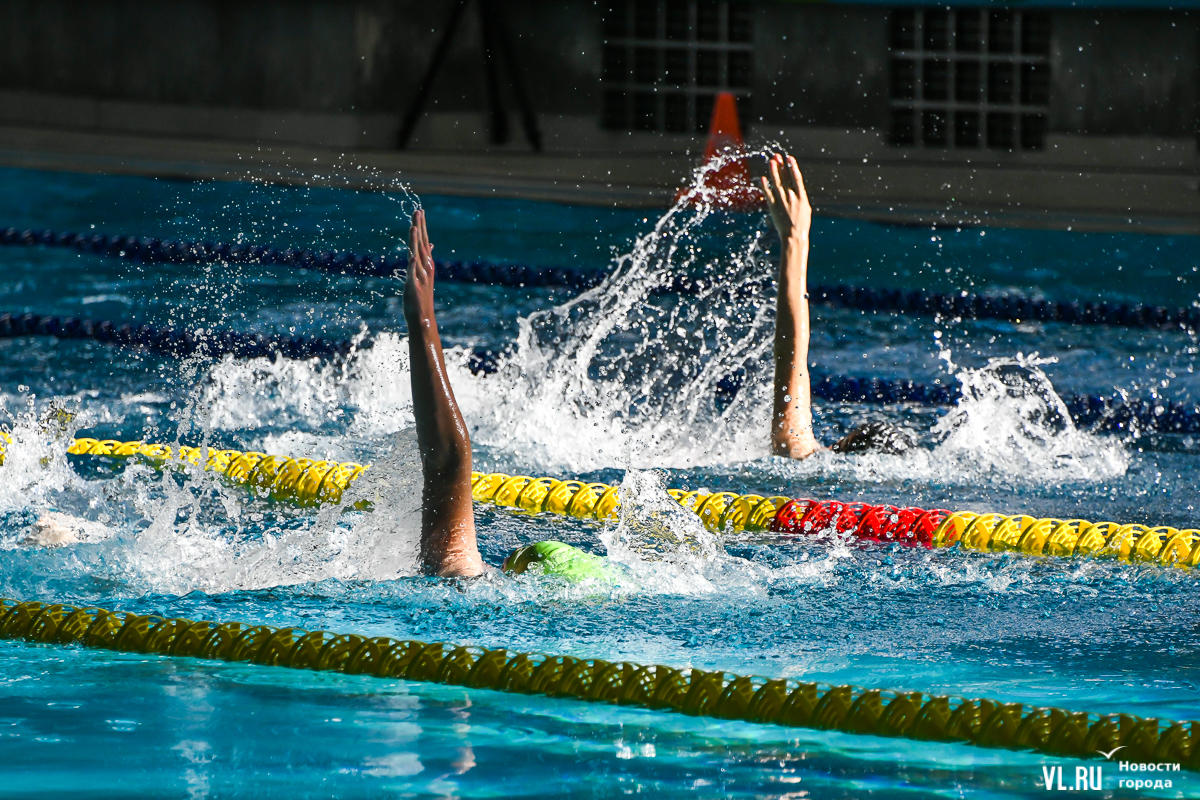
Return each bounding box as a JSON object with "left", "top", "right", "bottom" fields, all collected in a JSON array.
[
  {"left": 421, "top": 213, "right": 435, "bottom": 274},
  {"left": 409, "top": 208, "right": 421, "bottom": 251},
  {"left": 775, "top": 153, "right": 799, "bottom": 199},
  {"left": 786, "top": 155, "right": 807, "bottom": 203},
  {"left": 772, "top": 153, "right": 790, "bottom": 195},
  {"left": 409, "top": 208, "right": 434, "bottom": 278},
  {"left": 759, "top": 176, "right": 777, "bottom": 207},
  {"left": 766, "top": 152, "right": 808, "bottom": 207},
  {"left": 768, "top": 155, "right": 782, "bottom": 194}
]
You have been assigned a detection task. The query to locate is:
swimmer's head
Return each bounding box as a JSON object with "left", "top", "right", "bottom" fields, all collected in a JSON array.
[
  {"left": 831, "top": 421, "right": 917, "bottom": 455},
  {"left": 501, "top": 540, "right": 615, "bottom": 582},
  {"left": 501, "top": 543, "right": 543, "bottom": 574}
]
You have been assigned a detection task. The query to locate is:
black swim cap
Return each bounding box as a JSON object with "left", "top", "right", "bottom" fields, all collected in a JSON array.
[{"left": 831, "top": 422, "right": 917, "bottom": 455}]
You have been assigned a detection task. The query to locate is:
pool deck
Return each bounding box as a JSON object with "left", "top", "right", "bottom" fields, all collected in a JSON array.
[{"left": 2, "top": 123, "right": 1198, "bottom": 235}]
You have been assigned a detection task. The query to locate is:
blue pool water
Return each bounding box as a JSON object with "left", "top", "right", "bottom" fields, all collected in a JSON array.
[{"left": 0, "top": 163, "right": 1198, "bottom": 798}]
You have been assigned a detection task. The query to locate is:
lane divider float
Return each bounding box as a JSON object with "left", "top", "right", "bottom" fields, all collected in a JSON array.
[
  {"left": 1, "top": 597, "right": 1195, "bottom": 768},
  {"left": 4, "top": 436, "right": 1196, "bottom": 570},
  {"left": 5, "top": 225, "right": 1198, "bottom": 330}
]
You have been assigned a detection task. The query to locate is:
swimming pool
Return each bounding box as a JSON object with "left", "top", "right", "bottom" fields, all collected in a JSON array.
[{"left": 1, "top": 163, "right": 1197, "bottom": 798}]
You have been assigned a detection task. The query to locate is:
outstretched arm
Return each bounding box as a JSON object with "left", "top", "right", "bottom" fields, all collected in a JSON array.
[
  {"left": 761, "top": 153, "right": 821, "bottom": 460},
  {"left": 405, "top": 209, "right": 486, "bottom": 577}
]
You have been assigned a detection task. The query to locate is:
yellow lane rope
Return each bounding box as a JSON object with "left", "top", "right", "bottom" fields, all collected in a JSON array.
[{"left": 3, "top": 436, "right": 1197, "bottom": 569}]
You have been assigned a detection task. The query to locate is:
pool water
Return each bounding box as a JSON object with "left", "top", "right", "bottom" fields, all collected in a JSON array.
[{"left": 0, "top": 162, "right": 1198, "bottom": 798}]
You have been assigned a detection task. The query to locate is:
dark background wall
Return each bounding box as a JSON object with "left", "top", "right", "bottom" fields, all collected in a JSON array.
[
  {"left": 0, "top": 1, "right": 601, "bottom": 117},
  {"left": 752, "top": 5, "right": 890, "bottom": 130},
  {"left": 1, "top": 0, "right": 375, "bottom": 110},
  {"left": 1051, "top": 9, "right": 1197, "bottom": 136},
  {"left": 0, "top": 1, "right": 1194, "bottom": 146}
]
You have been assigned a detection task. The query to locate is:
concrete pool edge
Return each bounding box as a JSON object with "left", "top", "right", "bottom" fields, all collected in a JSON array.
[{"left": 1, "top": 124, "right": 1198, "bottom": 236}]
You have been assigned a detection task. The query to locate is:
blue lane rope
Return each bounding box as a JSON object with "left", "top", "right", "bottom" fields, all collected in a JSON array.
[
  {"left": 0, "top": 227, "right": 597, "bottom": 290},
  {"left": 4, "top": 312, "right": 1198, "bottom": 434},
  {"left": 0, "top": 312, "right": 354, "bottom": 361},
  {"left": 5, "top": 227, "right": 1198, "bottom": 330},
  {"left": 0, "top": 311, "right": 499, "bottom": 376}
]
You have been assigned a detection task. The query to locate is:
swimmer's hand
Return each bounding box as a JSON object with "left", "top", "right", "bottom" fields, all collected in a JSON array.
[
  {"left": 760, "top": 153, "right": 812, "bottom": 249},
  {"left": 403, "top": 208, "right": 436, "bottom": 327}
]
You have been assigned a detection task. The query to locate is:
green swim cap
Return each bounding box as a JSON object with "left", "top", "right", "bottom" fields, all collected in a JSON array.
[{"left": 502, "top": 540, "right": 619, "bottom": 583}]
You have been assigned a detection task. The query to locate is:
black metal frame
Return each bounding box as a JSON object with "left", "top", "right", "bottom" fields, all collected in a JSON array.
[{"left": 397, "top": 0, "right": 542, "bottom": 151}]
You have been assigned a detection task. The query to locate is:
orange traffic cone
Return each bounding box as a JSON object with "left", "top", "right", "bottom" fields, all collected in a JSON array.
[{"left": 677, "top": 92, "right": 762, "bottom": 211}]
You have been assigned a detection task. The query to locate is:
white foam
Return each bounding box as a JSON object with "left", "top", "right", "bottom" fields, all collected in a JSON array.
[
  {"left": 593, "top": 469, "right": 842, "bottom": 596},
  {"left": 112, "top": 430, "right": 424, "bottom": 595},
  {"left": 788, "top": 355, "right": 1128, "bottom": 487},
  {"left": 0, "top": 396, "right": 92, "bottom": 519},
  {"left": 464, "top": 147, "right": 783, "bottom": 471}
]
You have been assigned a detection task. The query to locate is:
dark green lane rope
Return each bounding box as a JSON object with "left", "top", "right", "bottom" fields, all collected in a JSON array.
[{"left": 0, "top": 598, "right": 1195, "bottom": 768}]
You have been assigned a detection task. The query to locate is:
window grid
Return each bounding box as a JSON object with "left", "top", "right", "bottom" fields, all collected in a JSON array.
[
  {"left": 889, "top": 8, "right": 1050, "bottom": 151},
  {"left": 602, "top": 0, "right": 752, "bottom": 134}
]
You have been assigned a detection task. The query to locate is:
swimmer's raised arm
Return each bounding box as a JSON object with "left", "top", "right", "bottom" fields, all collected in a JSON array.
[
  {"left": 761, "top": 153, "right": 821, "bottom": 460},
  {"left": 405, "top": 209, "right": 486, "bottom": 577}
]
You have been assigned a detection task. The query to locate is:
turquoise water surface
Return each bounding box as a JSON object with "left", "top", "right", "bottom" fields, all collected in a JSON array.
[{"left": 0, "top": 164, "right": 1197, "bottom": 798}]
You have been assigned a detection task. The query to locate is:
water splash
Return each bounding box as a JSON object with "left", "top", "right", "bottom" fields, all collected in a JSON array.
[
  {"left": 338, "top": 428, "right": 423, "bottom": 578},
  {"left": 193, "top": 333, "right": 498, "bottom": 446},
  {"left": 596, "top": 469, "right": 836, "bottom": 596},
  {"left": 604, "top": 470, "right": 719, "bottom": 571},
  {"left": 111, "top": 428, "right": 424, "bottom": 595},
  {"left": 476, "top": 147, "right": 781, "bottom": 471},
  {"left": 0, "top": 395, "right": 94, "bottom": 534},
  {"left": 809, "top": 355, "right": 1128, "bottom": 486},
  {"left": 144, "top": 144, "right": 782, "bottom": 476},
  {"left": 932, "top": 355, "right": 1128, "bottom": 480}
]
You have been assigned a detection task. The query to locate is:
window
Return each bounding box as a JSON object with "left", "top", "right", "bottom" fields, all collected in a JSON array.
[
  {"left": 889, "top": 8, "right": 1050, "bottom": 150},
  {"left": 601, "top": 0, "right": 753, "bottom": 133}
]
